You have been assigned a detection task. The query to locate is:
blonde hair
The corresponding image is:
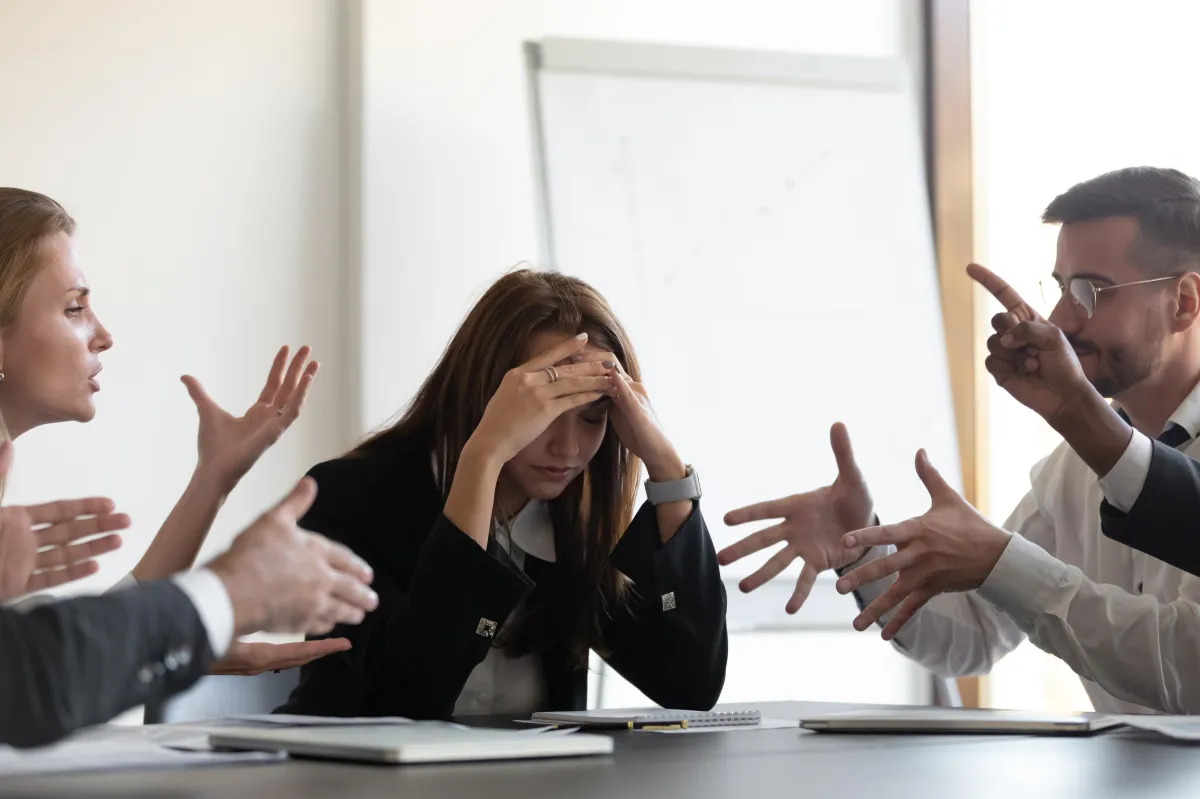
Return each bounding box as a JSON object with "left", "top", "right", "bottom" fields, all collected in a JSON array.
[{"left": 0, "top": 189, "right": 78, "bottom": 490}]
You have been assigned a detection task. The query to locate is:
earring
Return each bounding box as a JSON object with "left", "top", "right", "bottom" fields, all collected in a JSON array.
[{"left": 0, "top": 372, "right": 7, "bottom": 384}]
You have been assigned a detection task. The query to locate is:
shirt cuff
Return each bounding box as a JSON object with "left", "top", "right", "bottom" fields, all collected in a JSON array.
[
  {"left": 976, "top": 533, "right": 1068, "bottom": 629},
  {"left": 1098, "top": 429, "right": 1153, "bottom": 513},
  {"left": 172, "top": 569, "right": 234, "bottom": 659}
]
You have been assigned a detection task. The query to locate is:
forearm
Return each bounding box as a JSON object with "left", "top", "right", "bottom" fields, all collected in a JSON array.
[
  {"left": 1049, "top": 390, "right": 1133, "bottom": 478},
  {"left": 442, "top": 439, "right": 503, "bottom": 549},
  {"left": 131, "top": 468, "right": 228, "bottom": 581}
]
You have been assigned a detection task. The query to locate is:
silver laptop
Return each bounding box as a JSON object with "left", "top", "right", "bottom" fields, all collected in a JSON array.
[
  {"left": 208, "top": 721, "right": 614, "bottom": 764},
  {"left": 799, "top": 708, "right": 1125, "bottom": 736}
]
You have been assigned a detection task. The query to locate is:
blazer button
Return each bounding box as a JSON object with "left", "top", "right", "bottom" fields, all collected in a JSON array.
[
  {"left": 138, "top": 666, "right": 154, "bottom": 685},
  {"left": 177, "top": 646, "right": 193, "bottom": 667},
  {"left": 164, "top": 653, "right": 179, "bottom": 671}
]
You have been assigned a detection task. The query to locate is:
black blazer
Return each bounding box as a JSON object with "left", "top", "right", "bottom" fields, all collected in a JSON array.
[
  {"left": 1100, "top": 439, "right": 1200, "bottom": 577},
  {"left": 278, "top": 436, "right": 728, "bottom": 719},
  {"left": 0, "top": 580, "right": 214, "bottom": 748}
]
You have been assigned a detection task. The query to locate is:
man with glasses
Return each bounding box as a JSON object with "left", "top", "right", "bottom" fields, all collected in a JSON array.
[{"left": 721, "top": 166, "right": 1200, "bottom": 714}]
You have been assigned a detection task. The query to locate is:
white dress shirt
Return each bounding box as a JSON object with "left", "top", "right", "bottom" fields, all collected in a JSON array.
[
  {"left": 453, "top": 500, "right": 554, "bottom": 717},
  {"left": 853, "top": 379, "right": 1200, "bottom": 715},
  {"left": 8, "top": 570, "right": 234, "bottom": 659}
]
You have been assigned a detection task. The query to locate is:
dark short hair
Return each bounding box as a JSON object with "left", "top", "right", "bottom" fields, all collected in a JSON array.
[{"left": 1043, "top": 167, "right": 1200, "bottom": 275}]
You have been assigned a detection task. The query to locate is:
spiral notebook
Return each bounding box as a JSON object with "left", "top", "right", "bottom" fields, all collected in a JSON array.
[{"left": 531, "top": 708, "right": 762, "bottom": 730}]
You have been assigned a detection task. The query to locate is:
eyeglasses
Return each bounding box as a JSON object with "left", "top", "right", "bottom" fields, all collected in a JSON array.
[{"left": 1038, "top": 275, "right": 1179, "bottom": 320}]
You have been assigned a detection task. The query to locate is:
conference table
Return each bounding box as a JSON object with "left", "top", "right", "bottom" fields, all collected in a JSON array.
[{"left": 2, "top": 701, "right": 1197, "bottom": 798}]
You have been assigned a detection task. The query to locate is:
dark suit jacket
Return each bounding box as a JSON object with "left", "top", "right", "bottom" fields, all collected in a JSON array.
[
  {"left": 0, "top": 580, "right": 214, "bottom": 748},
  {"left": 1100, "top": 439, "right": 1200, "bottom": 578},
  {"left": 278, "top": 435, "right": 729, "bottom": 719}
]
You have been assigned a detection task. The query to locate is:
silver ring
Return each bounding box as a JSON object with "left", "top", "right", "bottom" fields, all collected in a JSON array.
[{"left": 544, "top": 366, "right": 559, "bottom": 383}]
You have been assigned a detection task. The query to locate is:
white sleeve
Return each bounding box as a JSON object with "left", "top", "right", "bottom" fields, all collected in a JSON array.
[
  {"left": 976, "top": 533, "right": 1200, "bottom": 714},
  {"left": 1097, "top": 429, "right": 1153, "bottom": 513},
  {"left": 168, "top": 569, "right": 234, "bottom": 659}
]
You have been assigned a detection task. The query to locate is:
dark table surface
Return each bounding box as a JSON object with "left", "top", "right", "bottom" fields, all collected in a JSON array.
[{"left": 1, "top": 701, "right": 1195, "bottom": 799}]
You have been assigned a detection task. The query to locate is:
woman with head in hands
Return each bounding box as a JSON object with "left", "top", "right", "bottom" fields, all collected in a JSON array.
[
  {"left": 280, "top": 268, "right": 727, "bottom": 718},
  {"left": 0, "top": 187, "right": 339, "bottom": 674}
]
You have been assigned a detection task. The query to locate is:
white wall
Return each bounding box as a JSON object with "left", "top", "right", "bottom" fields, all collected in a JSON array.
[
  {"left": 0, "top": 0, "right": 348, "bottom": 584},
  {"left": 357, "top": 0, "right": 923, "bottom": 428}
]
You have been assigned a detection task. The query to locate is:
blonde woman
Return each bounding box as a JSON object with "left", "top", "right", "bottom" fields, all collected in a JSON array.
[{"left": 0, "top": 187, "right": 342, "bottom": 674}]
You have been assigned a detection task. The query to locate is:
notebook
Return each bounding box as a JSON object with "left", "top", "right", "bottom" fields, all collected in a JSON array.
[
  {"left": 799, "top": 708, "right": 1125, "bottom": 736},
  {"left": 531, "top": 708, "right": 762, "bottom": 729},
  {"left": 207, "top": 721, "right": 613, "bottom": 765}
]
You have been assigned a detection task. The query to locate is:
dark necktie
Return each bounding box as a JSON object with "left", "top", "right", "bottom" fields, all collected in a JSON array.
[{"left": 1116, "top": 408, "right": 1191, "bottom": 448}]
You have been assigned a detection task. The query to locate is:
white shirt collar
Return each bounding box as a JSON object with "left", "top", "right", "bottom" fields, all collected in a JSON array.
[
  {"left": 431, "top": 450, "right": 556, "bottom": 564},
  {"left": 1166, "top": 377, "right": 1200, "bottom": 439},
  {"left": 500, "top": 500, "right": 557, "bottom": 564}
]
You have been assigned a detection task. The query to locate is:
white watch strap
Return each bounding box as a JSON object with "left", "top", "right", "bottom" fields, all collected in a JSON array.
[{"left": 645, "top": 465, "right": 701, "bottom": 505}]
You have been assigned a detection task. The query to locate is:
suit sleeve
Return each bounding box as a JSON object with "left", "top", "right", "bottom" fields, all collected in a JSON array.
[
  {"left": 599, "top": 501, "right": 728, "bottom": 710},
  {"left": 1100, "top": 439, "right": 1200, "bottom": 577},
  {"left": 296, "top": 470, "right": 534, "bottom": 719},
  {"left": 0, "top": 580, "right": 214, "bottom": 748}
]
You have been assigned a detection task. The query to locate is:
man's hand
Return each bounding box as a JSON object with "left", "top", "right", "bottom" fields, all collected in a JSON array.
[
  {"left": 968, "top": 263, "right": 1094, "bottom": 424},
  {"left": 718, "top": 423, "right": 873, "bottom": 614},
  {"left": 206, "top": 478, "right": 377, "bottom": 637},
  {"left": 833, "top": 449, "right": 1011, "bottom": 640},
  {"left": 968, "top": 263, "right": 1133, "bottom": 476}
]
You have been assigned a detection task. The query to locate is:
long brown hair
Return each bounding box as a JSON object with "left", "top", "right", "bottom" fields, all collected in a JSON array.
[{"left": 358, "top": 268, "right": 642, "bottom": 665}]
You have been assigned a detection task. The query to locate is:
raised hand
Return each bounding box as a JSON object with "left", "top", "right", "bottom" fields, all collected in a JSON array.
[
  {"left": 834, "top": 449, "right": 1010, "bottom": 640},
  {"left": 209, "top": 637, "right": 351, "bottom": 676},
  {"left": 0, "top": 442, "right": 128, "bottom": 601},
  {"left": 717, "top": 423, "right": 873, "bottom": 614},
  {"left": 968, "top": 263, "right": 1093, "bottom": 422},
  {"left": 206, "top": 478, "right": 377, "bottom": 637},
  {"left": 183, "top": 346, "right": 318, "bottom": 493}
]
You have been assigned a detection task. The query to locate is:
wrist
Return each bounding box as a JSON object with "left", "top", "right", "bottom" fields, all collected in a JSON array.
[
  {"left": 1047, "top": 389, "right": 1133, "bottom": 476},
  {"left": 644, "top": 452, "right": 686, "bottom": 483},
  {"left": 192, "top": 460, "right": 238, "bottom": 498},
  {"left": 208, "top": 563, "right": 265, "bottom": 635},
  {"left": 460, "top": 435, "right": 507, "bottom": 478}
]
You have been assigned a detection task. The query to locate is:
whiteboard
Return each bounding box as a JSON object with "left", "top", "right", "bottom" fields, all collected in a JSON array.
[{"left": 527, "top": 39, "right": 958, "bottom": 607}]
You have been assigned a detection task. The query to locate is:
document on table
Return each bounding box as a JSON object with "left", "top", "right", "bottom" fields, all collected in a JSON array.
[
  {"left": 1110, "top": 715, "right": 1200, "bottom": 741},
  {"left": 226, "top": 714, "right": 416, "bottom": 726},
  {"left": 0, "top": 737, "right": 282, "bottom": 779}
]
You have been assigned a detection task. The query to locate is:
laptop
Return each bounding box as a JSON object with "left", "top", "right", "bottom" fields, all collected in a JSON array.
[
  {"left": 799, "top": 708, "right": 1126, "bottom": 736},
  {"left": 208, "top": 721, "right": 614, "bottom": 765}
]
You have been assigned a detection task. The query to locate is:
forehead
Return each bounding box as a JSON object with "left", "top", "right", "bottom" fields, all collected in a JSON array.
[
  {"left": 524, "top": 329, "right": 610, "bottom": 364},
  {"left": 1054, "top": 216, "right": 1142, "bottom": 281},
  {"left": 30, "top": 233, "right": 88, "bottom": 294}
]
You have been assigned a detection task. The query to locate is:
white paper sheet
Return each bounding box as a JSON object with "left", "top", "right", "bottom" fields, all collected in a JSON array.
[
  {"left": 1110, "top": 715, "right": 1200, "bottom": 741},
  {"left": 226, "top": 714, "right": 415, "bottom": 726},
  {"left": 0, "top": 738, "right": 282, "bottom": 778}
]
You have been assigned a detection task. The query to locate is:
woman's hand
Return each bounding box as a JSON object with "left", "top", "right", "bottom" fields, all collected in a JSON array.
[
  {"left": 209, "top": 637, "right": 351, "bottom": 676},
  {"left": 468, "top": 333, "right": 615, "bottom": 465},
  {"left": 599, "top": 357, "right": 685, "bottom": 482},
  {"left": 0, "top": 442, "right": 128, "bottom": 601},
  {"left": 183, "top": 346, "right": 318, "bottom": 493}
]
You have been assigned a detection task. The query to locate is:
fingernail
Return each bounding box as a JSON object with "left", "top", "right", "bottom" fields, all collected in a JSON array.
[
  {"left": 836, "top": 579, "right": 849, "bottom": 593},
  {"left": 602, "top": 360, "right": 615, "bottom": 369},
  {"left": 569, "top": 354, "right": 583, "bottom": 362},
  {"left": 1001, "top": 333, "right": 1014, "bottom": 346},
  {"left": 575, "top": 332, "right": 588, "bottom": 340},
  {"left": 844, "top": 534, "right": 857, "bottom": 548}
]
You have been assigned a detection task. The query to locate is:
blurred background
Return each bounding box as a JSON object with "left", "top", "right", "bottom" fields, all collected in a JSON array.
[{"left": 3, "top": 0, "right": 1195, "bottom": 717}]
